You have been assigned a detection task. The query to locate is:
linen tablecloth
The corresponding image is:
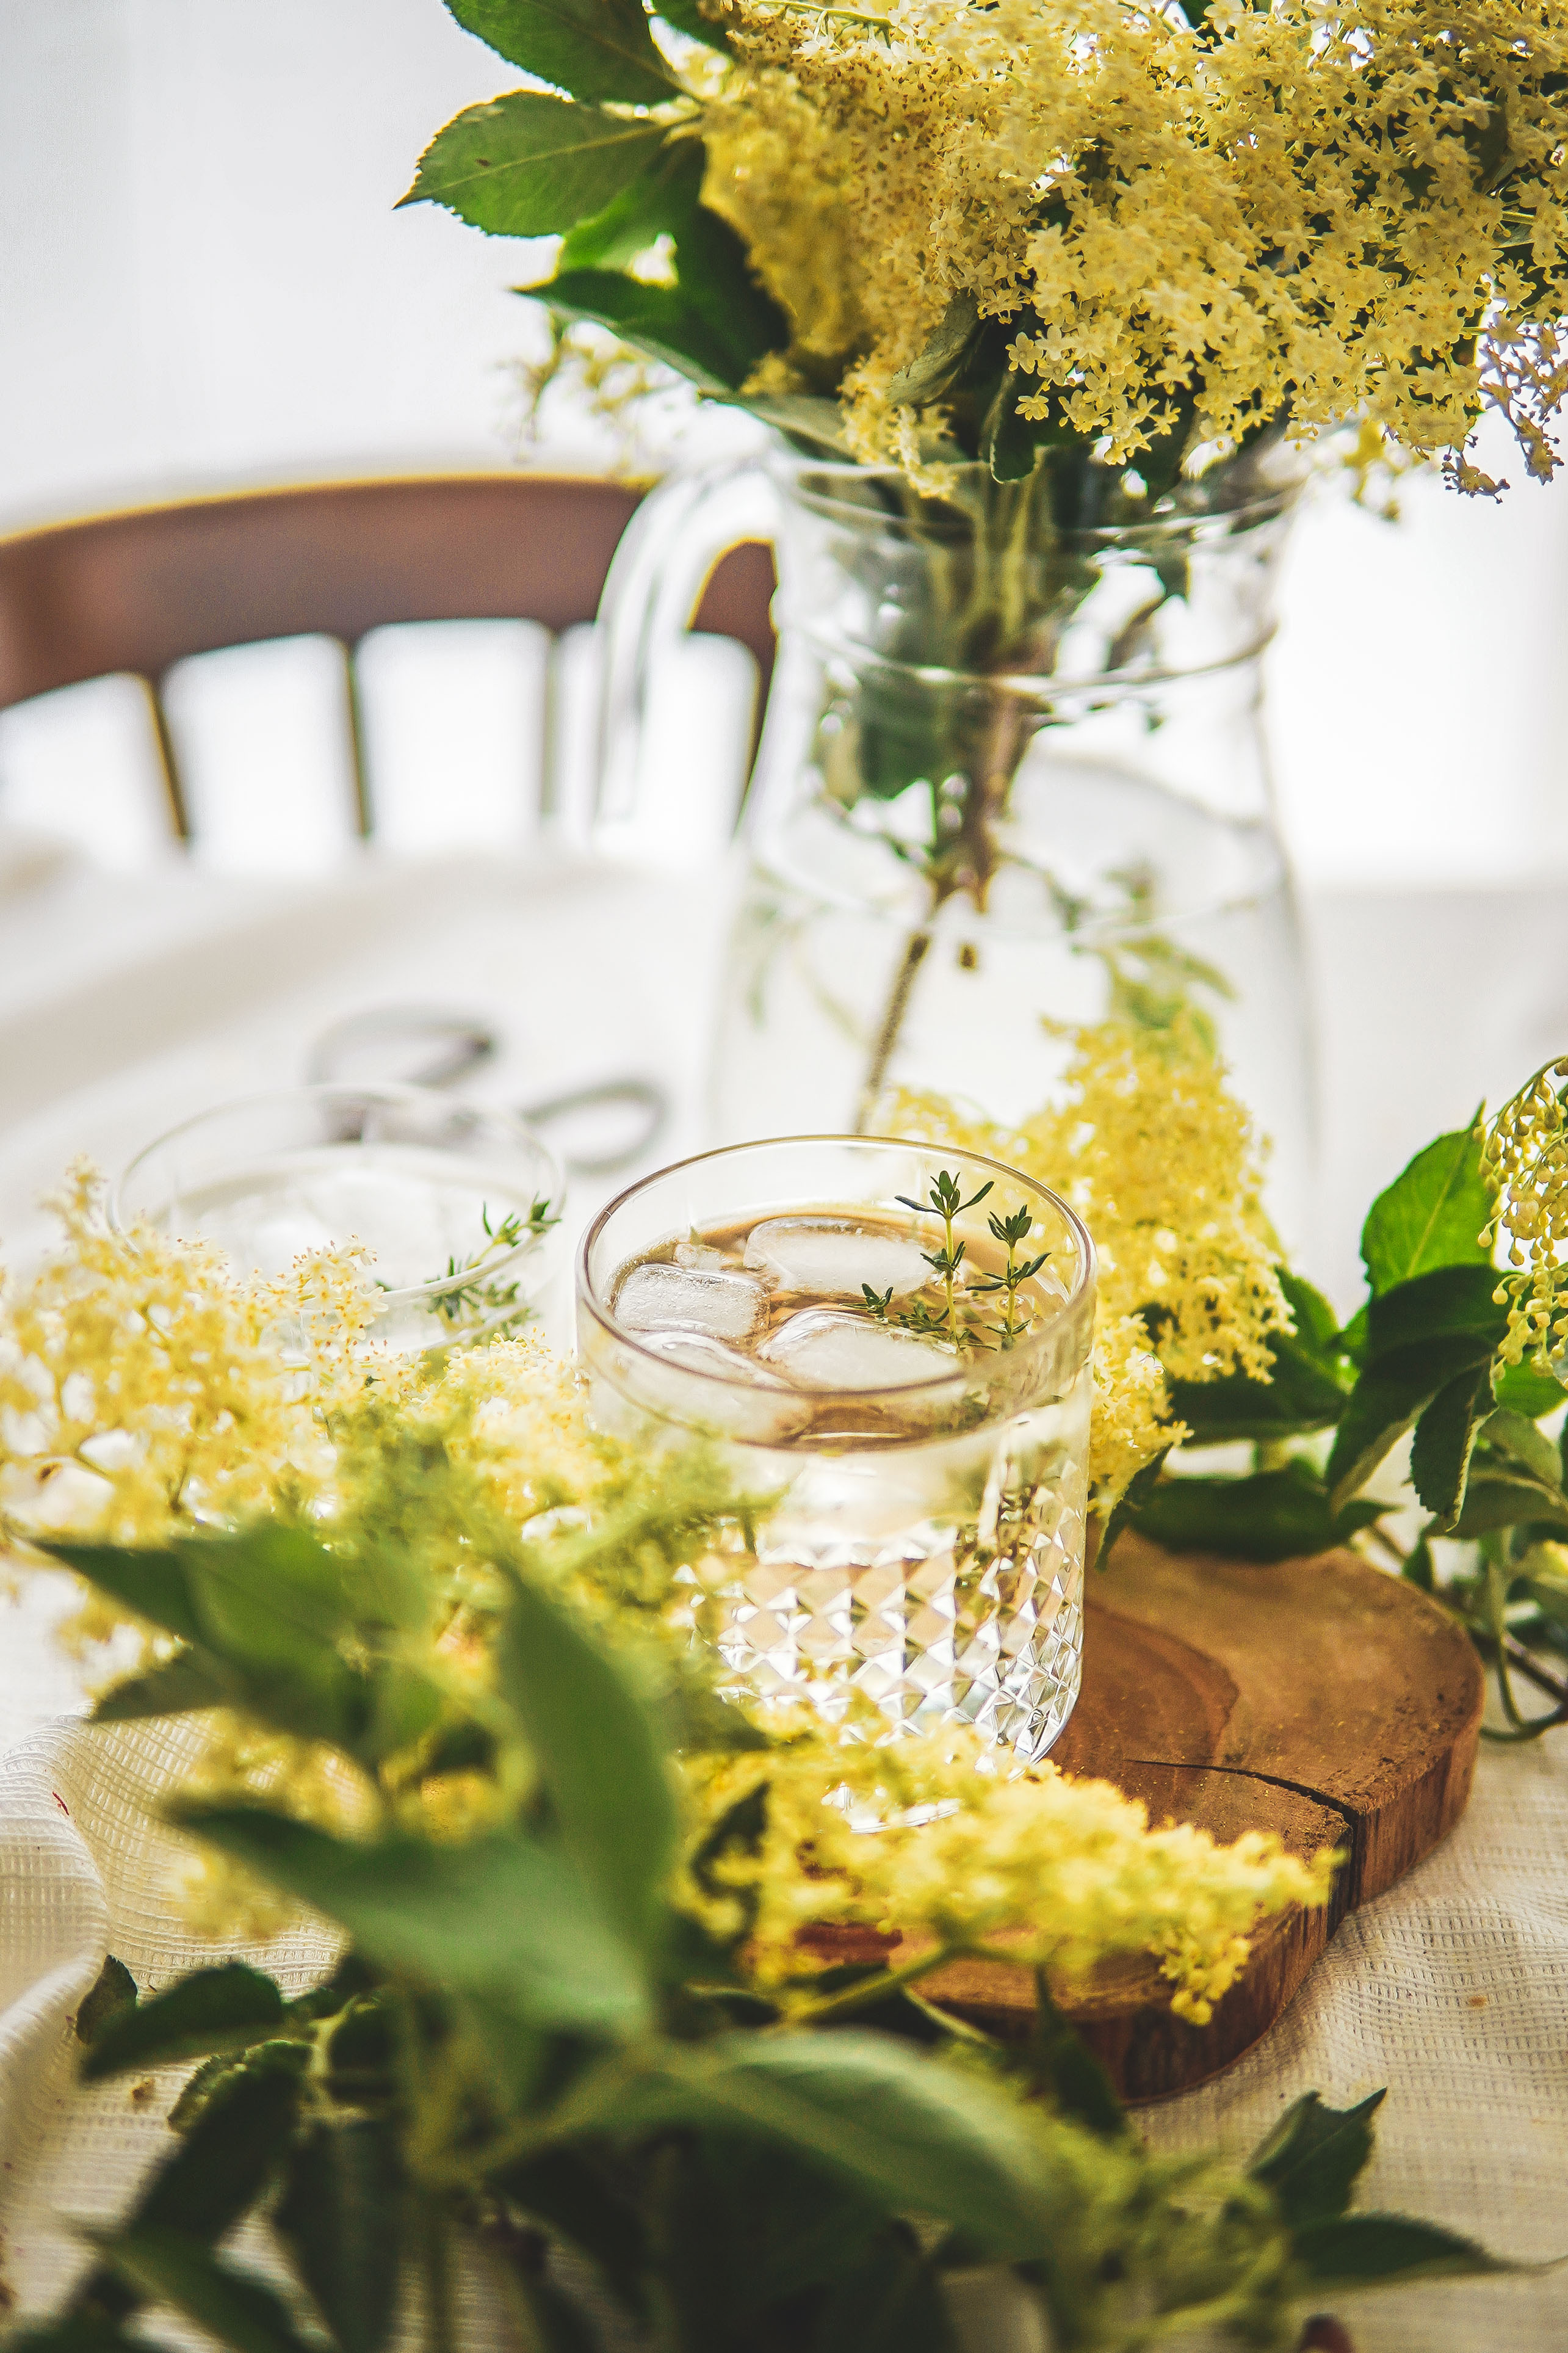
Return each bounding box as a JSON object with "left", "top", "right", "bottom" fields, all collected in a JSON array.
[{"left": 1, "top": 843, "right": 1566, "bottom": 2349}]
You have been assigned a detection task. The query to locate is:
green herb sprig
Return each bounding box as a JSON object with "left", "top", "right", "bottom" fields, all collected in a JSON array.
[
  {"left": 867, "top": 1177, "right": 1050, "bottom": 1351},
  {"left": 896, "top": 1168, "right": 994, "bottom": 1342},
  {"left": 973, "top": 1204, "right": 1052, "bottom": 1340},
  {"left": 432, "top": 1198, "right": 558, "bottom": 1332}
]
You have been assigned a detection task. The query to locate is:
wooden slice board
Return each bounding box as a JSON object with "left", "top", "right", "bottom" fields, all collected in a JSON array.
[{"left": 821, "top": 1535, "right": 1485, "bottom": 2101}]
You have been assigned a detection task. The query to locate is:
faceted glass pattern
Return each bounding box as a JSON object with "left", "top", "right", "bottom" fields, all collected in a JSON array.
[
  {"left": 707, "top": 1424, "right": 1086, "bottom": 1761},
  {"left": 579, "top": 1137, "right": 1095, "bottom": 1762}
]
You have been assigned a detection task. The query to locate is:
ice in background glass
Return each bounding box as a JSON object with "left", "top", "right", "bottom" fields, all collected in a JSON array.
[
  {"left": 579, "top": 1136, "right": 1095, "bottom": 1760},
  {"left": 115, "top": 1084, "right": 568, "bottom": 1354}
]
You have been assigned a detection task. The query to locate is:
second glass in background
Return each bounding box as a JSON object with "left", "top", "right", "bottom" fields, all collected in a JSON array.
[{"left": 115, "top": 1083, "right": 569, "bottom": 1354}]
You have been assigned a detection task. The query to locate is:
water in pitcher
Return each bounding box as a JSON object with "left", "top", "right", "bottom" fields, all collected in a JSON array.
[{"left": 715, "top": 753, "right": 1314, "bottom": 1256}]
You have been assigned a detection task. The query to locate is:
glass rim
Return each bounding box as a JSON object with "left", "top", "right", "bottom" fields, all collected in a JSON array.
[
  {"left": 772, "top": 603, "right": 1276, "bottom": 697},
  {"left": 110, "top": 1080, "right": 566, "bottom": 1311},
  {"left": 577, "top": 1131, "right": 1096, "bottom": 1403},
  {"left": 767, "top": 444, "right": 1303, "bottom": 545}
]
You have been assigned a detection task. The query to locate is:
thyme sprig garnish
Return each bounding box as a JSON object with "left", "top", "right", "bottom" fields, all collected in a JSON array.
[
  {"left": 432, "top": 1198, "right": 559, "bottom": 1330},
  {"left": 863, "top": 1171, "right": 1050, "bottom": 1351},
  {"left": 896, "top": 1168, "right": 994, "bottom": 1342},
  {"left": 972, "top": 1204, "right": 1053, "bottom": 1340}
]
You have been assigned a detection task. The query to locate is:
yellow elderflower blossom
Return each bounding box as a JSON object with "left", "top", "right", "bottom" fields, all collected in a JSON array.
[
  {"left": 1086, "top": 1309, "right": 1183, "bottom": 1513},
  {"left": 1017, "top": 1017, "right": 1288, "bottom": 1382},
  {"left": 0, "top": 1165, "right": 374, "bottom": 1553},
  {"left": 703, "top": 0, "right": 1568, "bottom": 485},
  {"left": 682, "top": 1722, "right": 1334, "bottom": 2024},
  {"left": 1483, "top": 1054, "right": 1568, "bottom": 1363},
  {"left": 883, "top": 1012, "right": 1286, "bottom": 1504},
  {"left": 12, "top": 1141, "right": 1323, "bottom": 2020}
]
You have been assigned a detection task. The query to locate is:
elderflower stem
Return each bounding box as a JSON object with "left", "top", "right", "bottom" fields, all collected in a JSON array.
[
  {"left": 784, "top": 1943, "right": 959, "bottom": 2023},
  {"left": 853, "top": 926, "right": 932, "bottom": 1131}
]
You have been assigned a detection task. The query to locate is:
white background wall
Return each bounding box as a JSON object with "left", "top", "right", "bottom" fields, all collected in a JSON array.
[{"left": 2, "top": 0, "right": 1566, "bottom": 888}]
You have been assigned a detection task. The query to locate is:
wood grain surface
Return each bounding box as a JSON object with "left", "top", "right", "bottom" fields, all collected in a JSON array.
[{"left": 826, "top": 1536, "right": 1486, "bottom": 2101}]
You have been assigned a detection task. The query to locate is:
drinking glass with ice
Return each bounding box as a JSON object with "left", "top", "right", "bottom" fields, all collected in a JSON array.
[
  {"left": 578, "top": 1136, "right": 1095, "bottom": 1759},
  {"left": 114, "top": 1084, "right": 568, "bottom": 1354}
]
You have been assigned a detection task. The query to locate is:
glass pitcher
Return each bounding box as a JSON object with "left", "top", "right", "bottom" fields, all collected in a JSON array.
[{"left": 598, "top": 443, "right": 1315, "bottom": 1253}]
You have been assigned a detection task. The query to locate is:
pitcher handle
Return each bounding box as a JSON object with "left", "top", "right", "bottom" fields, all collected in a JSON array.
[{"left": 593, "top": 456, "right": 782, "bottom": 842}]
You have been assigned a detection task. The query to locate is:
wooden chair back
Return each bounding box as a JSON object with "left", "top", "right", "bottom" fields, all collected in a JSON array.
[{"left": 0, "top": 473, "right": 778, "bottom": 838}]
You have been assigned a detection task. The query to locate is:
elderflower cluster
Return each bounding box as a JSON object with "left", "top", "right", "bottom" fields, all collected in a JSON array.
[
  {"left": 682, "top": 1722, "right": 1334, "bottom": 2023},
  {"left": 885, "top": 1011, "right": 1288, "bottom": 1505},
  {"left": 1484, "top": 1056, "right": 1568, "bottom": 1364},
  {"left": 0, "top": 1165, "right": 374, "bottom": 1551},
  {"left": 702, "top": 0, "right": 1568, "bottom": 484},
  {"left": 7, "top": 1151, "right": 1323, "bottom": 2020}
]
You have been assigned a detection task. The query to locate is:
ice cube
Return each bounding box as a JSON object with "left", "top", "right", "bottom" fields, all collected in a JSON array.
[
  {"left": 674, "top": 1241, "right": 728, "bottom": 1270},
  {"left": 743, "top": 1217, "right": 930, "bottom": 1300},
  {"left": 638, "top": 1329, "right": 789, "bottom": 1386},
  {"left": 757, "top": 1307, "right": 956, "bottom": 1390},
  {"left": 614, "top": 1260, "right": 770, "bottom": 1344}
]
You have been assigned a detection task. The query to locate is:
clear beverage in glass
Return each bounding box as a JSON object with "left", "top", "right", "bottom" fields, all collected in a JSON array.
[{"left": 577, "top": 1135, "right": 1094, "bottom": 1760}]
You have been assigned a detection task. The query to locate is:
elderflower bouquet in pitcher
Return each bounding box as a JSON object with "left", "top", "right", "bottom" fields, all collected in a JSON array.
[{"left": 407, "top": 0, "right": 1568, "bottom": 1232}]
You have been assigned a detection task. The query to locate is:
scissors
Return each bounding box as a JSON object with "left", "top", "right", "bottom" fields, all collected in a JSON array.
[{"left": 307, "top": 1008, "right": 668, "bottom": 1176}]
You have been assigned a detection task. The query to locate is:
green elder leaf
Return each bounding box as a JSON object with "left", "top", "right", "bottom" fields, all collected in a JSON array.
[
  {"left": 92, "top": 1652, "right": 229, "bottom": 1723},
  {"left": 553, "top": 183, "right": 788, "bottom": 391},
  {"left": 39, "top": 1537, "right": 202, "bottom": 1645},
  {"left": 497, "top": 1580, "right": 677, "bottom": 1956},
  {"left": 499, "top": 2149, "right": 650, "bottom": 2321},
  {"left": 275, "top": 2122, "right": 402, "bottom": 2353},
  {"left": 594, "top": 2032, "right": 1076, "bottom": 2261},
  {"left": 1291, "top": 2211, "right": 1524, "bottom": 2288},
  {"left": 446, "top": 0, "right": 676, "bottom": 104},
  {"left": 1409, "top": 1361, "right": 1496, "bottom": 1528},
  {"left": 495, "top": 2272, "right": 604, "bottom": 2353},
  {"left": 80, "top": 1963, "right": 286, "bottom": 2083},
  {"left": 1493, "top": 1356, "right": 1568, "bottom": 1417},
  {"left": 672, "top": 200, "right": 789, "bottom": 379},
  {"left": 1, "top": 2322, "right": 139, "bottom": 2353},
  {"left": 132, "top": 2065, "right": 302, "bottom": 2240},
  {"left": 1246, "top": 2089, "right": 1384, "bottom": 2228},
  {"left": 557, "top": 134, "right": 702, "bottom": 269},
  {"left": 1097, "top": 1448, "right": 1170, "bottom": 1564},
  {"left": 54, "top": 1529, "right": 445, "bottom": 1766},
  {"left": 888, "top": 292, "right": 981, "bottom": 407},
  {"left": 809, "top": 2233, "right": 958, "bottom": 2353},
  {"left": 76, "top": 1956, "right": 137, "bottom": 2048},
  {"left": 653, "top": 0, "right": 734, "bottom": 51},
  {"left": 1168, "top": 1272, "right": 1353, "bottom": 1444},
  {"left": 1454, "top": 1469, "right": 1568, "bottom": 1538},
  {"left": 651, "top": 2134, "right": 889, "bottom": 2338},
  {"left": 1360, "top": 1115, "right": 1494, "bottom": 1295},
  {"left": 736, "top": 392, "right": 851, "bottom": 454},
  {"left": 1129, "top": 1462, "right": 1382, "bottom": 1564},
  {"left": 99, "top": 2229, "right": 317, "bottom": 2353},
  {"left": 173, "top": 1804, "right": 650, "bottom": 2038},
  {"left": 1478, "top": 1405, "right": 1565, "bottom": 1487},
  {"left": 1364, "top": 1264, "right": 1508, "bottom": 1357},
  {"left": 1015, "top": 1974, "right": 1128, "bottom": 2142},
  {"left": 1325, "top": 1271, "right": 1510, "bottom": 1514},
  {"left": 402, "top": 95, "right": 669, "bottom": 239},
  {"left": 63, "top": 2068, "right": 301, "bottom": 2344},
  {"left": 1326, "top": 1335, "right": 1495, "bottom": 1516},
  {"left": 542, "top": 266, "right": 738, "bottom": 390}
]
